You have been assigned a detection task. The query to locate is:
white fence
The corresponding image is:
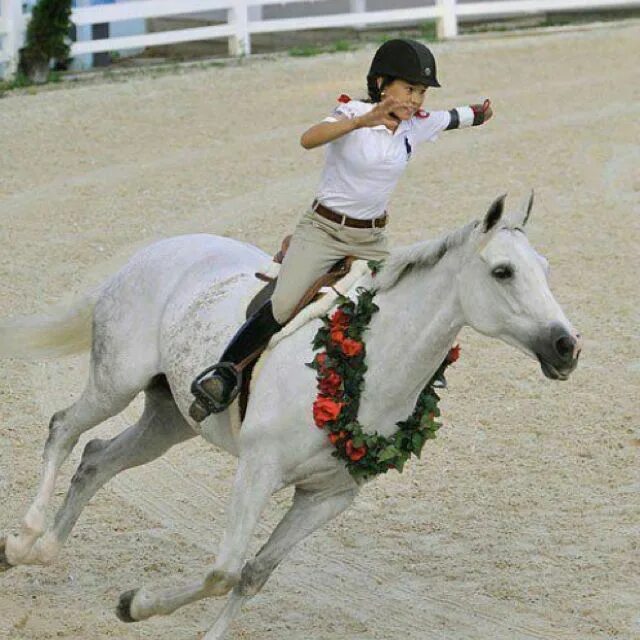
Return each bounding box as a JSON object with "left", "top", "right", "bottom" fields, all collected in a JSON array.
[{"left": 2, "top": 0, "right": 639, "bottom": 80}]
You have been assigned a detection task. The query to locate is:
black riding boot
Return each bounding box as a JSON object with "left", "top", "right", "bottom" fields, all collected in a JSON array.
[{"left": 189, "top": 300, "right": 282, "bottom": 421}]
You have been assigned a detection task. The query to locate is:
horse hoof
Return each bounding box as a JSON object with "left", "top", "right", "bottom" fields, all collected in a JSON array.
[
  {"left": 116, "top": 589, "right": 138, "bottom": 623},
  {"left": 0, "top": 550, "right": 14, "bottom": 572},
  {"left": 0, "top": 538, "right": 15, "bottom": 573}
]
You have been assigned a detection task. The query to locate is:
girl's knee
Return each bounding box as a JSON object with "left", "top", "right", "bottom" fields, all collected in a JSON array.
[{"left": 270, "top": 296, "right": 293, "bottom": 326}]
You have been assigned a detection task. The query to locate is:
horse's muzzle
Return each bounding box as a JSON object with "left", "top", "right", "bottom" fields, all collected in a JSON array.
[{"left": 534, "top": 322, "right": 582, "bottom": 381}]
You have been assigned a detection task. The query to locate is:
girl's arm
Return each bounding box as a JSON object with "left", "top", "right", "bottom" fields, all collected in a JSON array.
[
  {"left": 300, "top": 97, "right": 407, "bottom": 149},
  {"left": 411, "top": 99, "right": 493, "bottom": 145},
  {"left": 446, "top": 99, "right": 493, "bottom": 130},
  {"left": 300, "top": 118, "right": 360, "bottom": 150}
]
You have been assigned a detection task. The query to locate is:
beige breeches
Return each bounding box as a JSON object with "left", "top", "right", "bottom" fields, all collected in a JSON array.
[{"left": 271, "top": 209, "right": 390, "bottom": 324}]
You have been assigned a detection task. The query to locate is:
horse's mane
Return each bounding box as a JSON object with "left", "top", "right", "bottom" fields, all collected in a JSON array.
[{"left": 373, "top": 220, "right": 479, "bottom": 291}]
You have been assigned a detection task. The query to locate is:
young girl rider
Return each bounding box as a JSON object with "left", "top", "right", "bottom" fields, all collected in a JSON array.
[{"left": 190, "top": 38, "right": 493, "bottom": 421}]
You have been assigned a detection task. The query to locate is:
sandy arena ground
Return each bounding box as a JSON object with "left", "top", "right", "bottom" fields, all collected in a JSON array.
[{"left": 1, "top": 21, "right": 639, "bottom": 640}]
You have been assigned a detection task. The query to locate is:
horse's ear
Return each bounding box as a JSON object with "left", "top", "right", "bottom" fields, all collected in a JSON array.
[
  {"left": 508, "top": 190, "right": 534, "bottom": 229},
  {"left": 523, "top": 189, "right": 534, "bottom": 226},
  {"left": 483, "top": 193, "right": 507, "bottom": 233}
]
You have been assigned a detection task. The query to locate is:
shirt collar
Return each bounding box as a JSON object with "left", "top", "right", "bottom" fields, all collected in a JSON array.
[{"left": 371, "top": 119, "right": 411, "bottom": 136}]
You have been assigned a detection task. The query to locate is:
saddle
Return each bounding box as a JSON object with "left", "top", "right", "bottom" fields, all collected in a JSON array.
[{"left": 238, "top": 235, "right": 355, "bottom": 420}]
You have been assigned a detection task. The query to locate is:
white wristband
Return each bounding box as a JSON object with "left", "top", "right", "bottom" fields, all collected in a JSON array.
[{"left": 456, "top": 106, "right": 475, "bottom": 128}]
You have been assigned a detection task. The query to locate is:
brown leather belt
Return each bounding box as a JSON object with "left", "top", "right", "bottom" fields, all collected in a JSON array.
[{"left": 312, "top": 200, "right": 387, "bottom": 229}]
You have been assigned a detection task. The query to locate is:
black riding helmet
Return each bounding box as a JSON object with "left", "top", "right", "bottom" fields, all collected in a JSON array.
[{"left": 368, "top": 38, "right": 441, "bottom": 89}]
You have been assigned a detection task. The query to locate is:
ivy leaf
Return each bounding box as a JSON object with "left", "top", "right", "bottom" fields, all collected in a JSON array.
[
  {"left": 378, "top": 446, "right": 400, "bottom": 462},
  {"left": 411, "top": 432, "right": 425, "bottom": 451},
  {"left": 351, "top": 435, "right": 364, "bottom": 448},
  {"left": 367, "top": 259, "right": 384, "bottom": 275}
]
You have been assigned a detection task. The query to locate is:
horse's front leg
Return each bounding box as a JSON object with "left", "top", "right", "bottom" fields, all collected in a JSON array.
[
  {"left": 204, "top": 483, "right": 358, "bottom": 640},
  {"left": 118, "top": 453, "right": 282, "bottom": 622}
]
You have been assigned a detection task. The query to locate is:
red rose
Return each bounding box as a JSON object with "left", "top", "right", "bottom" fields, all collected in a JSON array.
[
  {"left": 345, "top": 439, "right": 367, "bottom": 462},
  {"left": 318, "top": 370, "right": 342, "bottom": 396},
  {"left": 313, "top": 396, "right": 344, "bottom": 428},
  {"left": 330, "top": 309, "right": 350, "bottom": 331},
  {"left": 328, "top": 430, "right": 347, "bottom": 445},
  {"left": 341, "top": 338, "right": 363, "bottom": 357},
  {"left": 330, "top": 328, "right": 346, "bottom": 346},
  {"left": 314, "top": 352, "right": 327, "bottom": 367},
  {"left": 447, "top": 344, "right": 461, "bottom": 363},
  {"left": 314, "top": 352, "right": 328, "bottom": 374}
]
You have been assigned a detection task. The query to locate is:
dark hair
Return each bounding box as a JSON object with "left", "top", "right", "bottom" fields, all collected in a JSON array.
[{"left": 365, "top": 75, "right": 395, "bottom": 103}]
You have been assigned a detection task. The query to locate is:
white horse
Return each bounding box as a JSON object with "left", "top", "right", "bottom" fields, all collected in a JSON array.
[{"left": 0, "top": 194, "right": 580, "bottom": 638}]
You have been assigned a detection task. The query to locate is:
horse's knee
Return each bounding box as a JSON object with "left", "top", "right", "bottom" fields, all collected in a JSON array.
[
  {"left": 71, "top": 439, "right": 107, "bottom": 484},
  {"left": 71, "top": 462, "right": 97, "bottom": 484},
  {"left": 82, "top": 438, "right": 107, "bottom": 459},
  {"left": 237, "top": 558, "right": 274, "bottom": 597}
]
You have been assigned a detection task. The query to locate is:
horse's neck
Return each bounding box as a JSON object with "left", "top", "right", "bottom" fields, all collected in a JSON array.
[{"left": 358, "top": 254, "right": 464, "bottom": 435}]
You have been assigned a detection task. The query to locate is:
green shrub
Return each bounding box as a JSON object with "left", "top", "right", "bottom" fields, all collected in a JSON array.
[
  {"left": 288, "top": 45, "right": 323, "bottom": 57},
  {"left": 419, "top": 21, "right": 437, "bottom": 41},
  {"left": 19, "top": 0, "right": 72, "bottom": 82}
]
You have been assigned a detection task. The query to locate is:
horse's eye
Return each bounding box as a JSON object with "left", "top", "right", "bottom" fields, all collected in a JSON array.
[{"left": 492, "top": 265, "right": 513, "bottom": 280}]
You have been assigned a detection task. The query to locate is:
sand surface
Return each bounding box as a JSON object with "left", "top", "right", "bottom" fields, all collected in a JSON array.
[{"left": 1, "top": 22, "right": 639, "bottom": 640}]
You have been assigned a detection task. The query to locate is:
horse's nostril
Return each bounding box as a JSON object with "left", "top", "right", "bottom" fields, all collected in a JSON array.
[{"left": 555, "top": 336, "right": 575, "bottom": 359}]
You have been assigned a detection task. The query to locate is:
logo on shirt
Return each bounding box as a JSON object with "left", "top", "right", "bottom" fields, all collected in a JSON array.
[{"left": 404, "top": 136, "right": 412, "bottom": 161}]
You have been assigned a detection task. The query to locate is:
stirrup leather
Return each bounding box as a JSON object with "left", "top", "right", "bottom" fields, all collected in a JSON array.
[{"left": 190, "top": 362, "right": 242, "bottom": 414}]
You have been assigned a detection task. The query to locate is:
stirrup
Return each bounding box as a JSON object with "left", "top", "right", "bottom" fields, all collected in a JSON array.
[{"left": 190, "top": 362, "right": 242, "bottom": 415}]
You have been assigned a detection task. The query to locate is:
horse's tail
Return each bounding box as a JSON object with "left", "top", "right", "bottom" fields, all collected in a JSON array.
[{"left": 0, "top": 289, "right": 100, "bottom": 359}]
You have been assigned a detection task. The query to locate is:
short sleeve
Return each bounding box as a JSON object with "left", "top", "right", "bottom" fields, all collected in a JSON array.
[
  {"left": 323, "top": 102, "right": 359, "bottom": 122},
  {"left": 411, "top": 110, "right": 451, "bottom": 144},
  {"left": 323, "top": 96, "right": 362, "bottom": 123}
]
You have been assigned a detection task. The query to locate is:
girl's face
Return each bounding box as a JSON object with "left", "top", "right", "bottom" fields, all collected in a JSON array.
[{"left": 378, "top": 77, "right": 428, "bottom": 120}]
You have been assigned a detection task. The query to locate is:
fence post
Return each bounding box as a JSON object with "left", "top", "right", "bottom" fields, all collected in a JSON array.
[
  {"left": 436, "top": 0, "right": 458, "bottom": 40},
  {"left": 228, "top": 0, "right": 250, "bottom": 57},
  {"left": 1, "top": 0, "right": 24, "bottom": 80},
  {"left": 350, "top": 0, "right": 366, "bottom": 30}
]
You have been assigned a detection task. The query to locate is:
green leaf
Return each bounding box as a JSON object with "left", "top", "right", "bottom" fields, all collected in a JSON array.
[
  {"left": 378, "top": 446, "right": 400, "bottom": 462},
  {"left": 411, "top": 432, "right": 425, "bottom": 450}
]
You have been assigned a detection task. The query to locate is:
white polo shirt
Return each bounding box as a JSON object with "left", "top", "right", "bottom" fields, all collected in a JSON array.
[{"left": 316, "top": 97, "right": 451, "bottom": 220}]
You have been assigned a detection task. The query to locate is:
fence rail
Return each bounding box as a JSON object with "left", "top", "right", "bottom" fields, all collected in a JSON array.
[{"left": 2, "top": 0, "right": 639, "bottom": 79}]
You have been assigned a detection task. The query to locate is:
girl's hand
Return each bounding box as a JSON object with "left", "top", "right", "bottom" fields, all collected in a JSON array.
[
  {"left": 355, "top": 97, "right": 409, "bottom": 130},
  {"left": 472, "top": 99, "right": 493, "bottom": 124}
]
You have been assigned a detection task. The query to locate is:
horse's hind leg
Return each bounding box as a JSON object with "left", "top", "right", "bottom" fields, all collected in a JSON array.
[
  {"left": 3, "top": 363, "right": 140, "bottom": 567},
  {"left": 17, "top": 376, "right": 196, "bottom": 566},
  {"left": 0, "top": 320, "right": 159, "bottom": 566}
]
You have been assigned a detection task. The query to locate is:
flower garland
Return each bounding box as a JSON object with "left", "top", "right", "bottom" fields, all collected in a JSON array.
[{"left": 307, "top": 277, "right": 460, "bottom": 481}]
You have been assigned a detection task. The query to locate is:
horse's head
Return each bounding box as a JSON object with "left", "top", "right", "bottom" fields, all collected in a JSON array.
[{"left": 458, "top": 193, "right": 581, "bottom": 380}]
